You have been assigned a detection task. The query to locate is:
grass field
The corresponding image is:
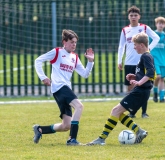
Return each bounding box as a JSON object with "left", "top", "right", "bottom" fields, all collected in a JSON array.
[
  {"left": 0, "top": 53, "right": 123, "bottom": 86},
  {"left": 1, "top": 100, "right": 165, "bottom": 160}
]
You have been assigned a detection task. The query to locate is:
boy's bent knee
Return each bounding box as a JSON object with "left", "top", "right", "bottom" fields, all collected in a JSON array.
[
  {"left": 77, "top": 103, "right": 84, "bottom": 110},
  {"left": 70, "top": 99, "right": 84, "bottom": 110}
]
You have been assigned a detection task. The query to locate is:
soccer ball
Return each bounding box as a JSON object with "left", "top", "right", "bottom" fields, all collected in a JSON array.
[{"left": 118, "top": 130, "right": 136, "bottom": 144}]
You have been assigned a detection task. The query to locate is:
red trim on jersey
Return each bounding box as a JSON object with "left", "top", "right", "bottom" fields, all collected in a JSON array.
[
  {"left": 140, "top": 23, "right": 147, "bottom": 33},
  {"left": 122, "top": 25, "right": 129, "bottom": 36},
  {"left": 71, "top": 52, "right": 78, "bottom": 68},
  {"left": 122, "top": 28, "right": 126, "bottom": 35},
  {"left": 140, "top": 23, "right": 146, "bottom": 26},
  {"left": 50, "top": 48, "right": 60, "bottom": 64},
  {"left": 144, "top": 25, "right": 147, "bottom": 33},
  {"left": 75, "top": 54, "right": 78, "bottom": 68},
  {"left": 123, "top": 24, "right": 147, "bottom": 37}
]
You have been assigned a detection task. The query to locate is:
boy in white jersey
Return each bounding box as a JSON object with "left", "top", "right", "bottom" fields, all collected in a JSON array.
[
  {"left": 33, "top": 29, "right": 94, "bottom": 145},
  {"left": 118, "top": 6, "right": 159, "bottom": 118},
  {"left": 150, "top": 17, "right": 165, "bottom": 102}
]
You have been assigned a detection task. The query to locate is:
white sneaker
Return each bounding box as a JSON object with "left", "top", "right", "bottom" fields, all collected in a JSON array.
[
  {"left": 135, "top": 128, "right": 148, "bottom": 143},
  {"left": 86, "top": 137, "right": 105, "bottom": 145}
]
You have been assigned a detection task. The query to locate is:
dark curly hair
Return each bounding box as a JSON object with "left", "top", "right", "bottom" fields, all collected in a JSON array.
[{"left": 128, "top": 6, "right": 140, "bottom": 15}]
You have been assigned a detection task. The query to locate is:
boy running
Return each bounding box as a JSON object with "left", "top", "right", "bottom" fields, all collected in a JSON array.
[
  {"left": 33, "top": 29, "right": 94, "bottom": 145},
  {"left": 150, "top": 17, "right": 165, "bottom": 103},
  {"left": 118, "top": 6, "right": 159, "bottom": 118},
  {"left": 87, "top": 32, "right": 155, "bottom": 145}
]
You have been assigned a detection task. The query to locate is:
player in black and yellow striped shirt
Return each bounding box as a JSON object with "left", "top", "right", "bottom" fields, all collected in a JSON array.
[{"left": 86, "top": 32, "right": 155, "bottom": 145}]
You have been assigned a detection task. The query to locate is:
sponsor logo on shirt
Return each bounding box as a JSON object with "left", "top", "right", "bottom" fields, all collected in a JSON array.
[
  {"left": 71, "top": 58, "right": 75, "bottom": 63},
  {"left": 138, "top": 29, "right": 142, "bottom": 32},
  {"left": 62, "top": 55, "right": 66, "bottom": 57},
  {"left": 60, "top": 63, "right": 74, "bottom": 73},
  {"left": 126, "top": 30, "right": 131, "bottom": 34},
  {"left": 135, "top": 67, "right": 140, "bottom": 73},
  {"left": 127, "top": 37, "right": 132, "bottom": 43},
  {"left": 128, "top": 108, "right": 133, "bottom": 111}
]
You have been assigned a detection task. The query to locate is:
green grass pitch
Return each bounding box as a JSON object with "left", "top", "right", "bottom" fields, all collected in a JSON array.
[{"left": 1, "top": 100, "right": 165, "bottom": 160}]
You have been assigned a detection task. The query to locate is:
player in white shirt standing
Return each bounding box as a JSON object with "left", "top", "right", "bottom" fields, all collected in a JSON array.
[
  {"left": 33, "top": 29, "right": 94, "bottom": 145},
  {"left": 118, "top": 6, "right": 159, "bottom": 118}
]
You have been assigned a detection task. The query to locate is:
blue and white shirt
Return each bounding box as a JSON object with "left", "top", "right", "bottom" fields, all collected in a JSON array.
[{"left": 149, "top": 31, "right": 165, "bottom": 66}]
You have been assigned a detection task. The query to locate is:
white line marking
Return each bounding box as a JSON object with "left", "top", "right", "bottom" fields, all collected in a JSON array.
[
  {"left": 0, "top": 62, "right": 50, "bottom": 73},
  {"left": 0, "top": 97, "right": 153, "bottom": 105},
  {"left": 0, "top": 66, "right": 32, "bottom": 73}
]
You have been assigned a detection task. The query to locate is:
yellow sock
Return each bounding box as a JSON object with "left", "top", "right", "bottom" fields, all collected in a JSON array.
[
  {"left": 119, "top": 113, "right": 138, "bottom": 133},
  {"left": 99, "top": 115, "right": 118, "bottom": 139}
]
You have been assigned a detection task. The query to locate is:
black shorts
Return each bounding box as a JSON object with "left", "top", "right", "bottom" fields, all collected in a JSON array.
[
  {"left": 120, "top": 87, "right": 150, "bottom": 113},
  {"left": 53, "top": 85, "right": 77, "bottom": 119},
  {"left": 124, "top": 65, "right": 136, "bottom": 85}
]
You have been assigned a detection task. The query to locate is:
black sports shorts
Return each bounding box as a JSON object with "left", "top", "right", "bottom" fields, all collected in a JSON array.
[
  {"left": 120, "top": 87, "right": 150, "bottom": 113},
  {"left": 53, "top": 85, "right": 77, "bottom": 119},
  {"left": 124, "top": 65, "right": 136, "bottom": 85}
]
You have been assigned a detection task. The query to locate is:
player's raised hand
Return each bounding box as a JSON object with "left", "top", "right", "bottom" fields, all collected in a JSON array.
[
  {"left": 84, "top": 48, "right": 94, "bottom": 62},
  {"left": 42, "top": 78, "right": 51, "bottom": 86}
]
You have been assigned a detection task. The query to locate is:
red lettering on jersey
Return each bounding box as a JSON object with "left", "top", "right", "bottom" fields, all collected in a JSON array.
[
  {"left": 127, "top": 37, "right": 132, "bottom": 43},
  {"left": 60, "top": 63, "right": 74, "bottom": 73}
]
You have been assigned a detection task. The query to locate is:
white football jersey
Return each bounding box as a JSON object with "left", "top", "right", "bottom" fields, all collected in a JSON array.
[
  {"left": 35, "top": 48, "right": 94, "bottom": 93},
  {"left": 118, "top": 23, "right": 160, "bottom": 65}
]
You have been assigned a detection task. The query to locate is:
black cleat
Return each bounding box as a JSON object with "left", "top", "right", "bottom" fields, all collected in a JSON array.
[
  {"left": 66, "top": 138, "right": 82, "bottom": 146},
  {"left": 153, "top": 93, "right": 158, "bottom": 102},
  {"left": 33, "top": 124, "right": 42, "bottom": 144}
]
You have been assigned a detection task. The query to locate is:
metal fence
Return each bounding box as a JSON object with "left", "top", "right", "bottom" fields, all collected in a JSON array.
[{"left": 0, "top": 0, "right": 165, "bottom": 96}]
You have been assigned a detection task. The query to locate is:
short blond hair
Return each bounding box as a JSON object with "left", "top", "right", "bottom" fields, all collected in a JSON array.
[
  {"left": 132, "top": 32, "right": 148, "bottom": 47},
  {"left": 155, "top": 17, "right": 165, "bottom": 24}
]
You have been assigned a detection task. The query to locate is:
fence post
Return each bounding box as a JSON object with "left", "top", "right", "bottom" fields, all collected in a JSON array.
[
  {"left": 36, "top": 1, "right": 42, "bottom": 95},
  {"left": 84, "top": 1, "right": 89, "bottom": 94},
  {"left": 76, "top": 1, "right": 82, "bottom": 94},
  {"left": 118, "top": 0, "right": 123, "bottom": 93},
  {"left": 16, "top": 0, "right": 21, "bottom": 95},
  {"left": 98, "top": 1, "right": 103, "bottom": 93},
  {"left": 9, "top": 0, "right": 14, "bottom": 96},
  {"left": 111, "top": 0, "right": 116, "bottom": 93},
  {"left": 90, "top": 1, "right": 96, "bottom": 93},
  {"left": 104, "top": 0, "right": 110, "bottom": 94},
  {"left": 30, "top": 1, "right": 35, "bottom": 96},
  {"left": 2, "top": 0, "right": 7, "bottom": 96}
]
